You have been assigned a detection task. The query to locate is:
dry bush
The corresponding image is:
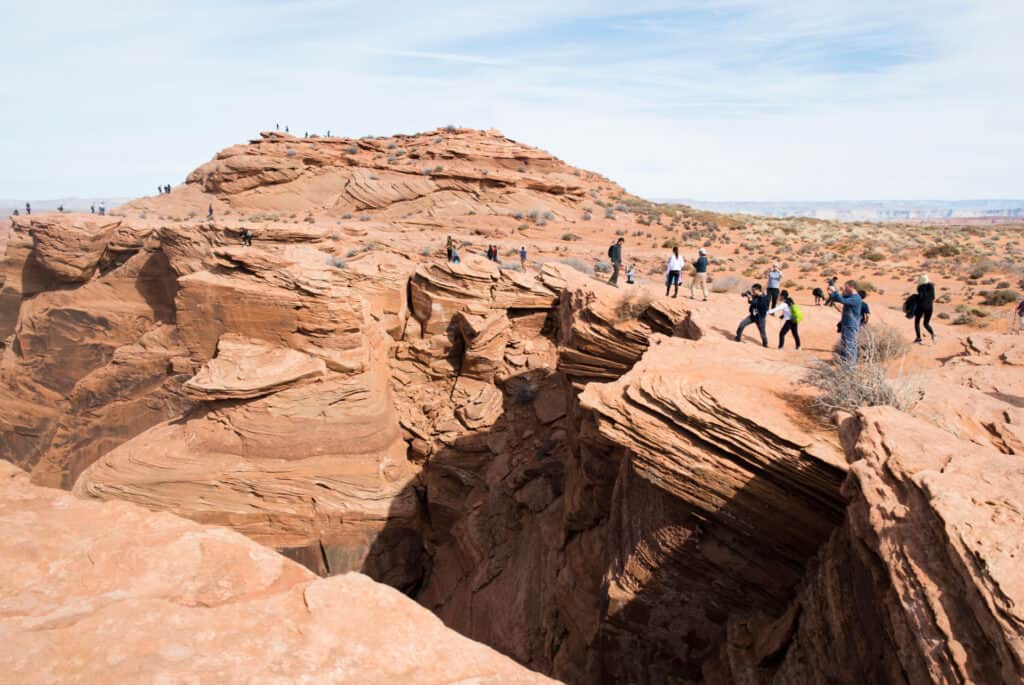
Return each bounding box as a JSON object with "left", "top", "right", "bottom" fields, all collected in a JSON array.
[
  {"left": 806, "top": 359, "right": 922, "bottom": 416},
  {"left": 858, "top": 323, "right": 910, "bottom": 364},
  {"left": 615, "top": 293, "right": 653, "bottom": 321},
  {"left": 711, "top": 275, "right": 741, "bottom": 293}
]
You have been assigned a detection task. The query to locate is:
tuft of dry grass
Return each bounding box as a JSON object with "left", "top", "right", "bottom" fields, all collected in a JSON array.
[{"left": 614, "top": 293, "right": 653, "bottom": 321}]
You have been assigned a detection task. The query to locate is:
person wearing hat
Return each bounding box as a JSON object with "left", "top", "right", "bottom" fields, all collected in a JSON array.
[
  {"left": 690, "top": 247, "right": 709, "bottom": 301},
  {"left": 914, "top": 274, "right": 936, "bottom": 344}
]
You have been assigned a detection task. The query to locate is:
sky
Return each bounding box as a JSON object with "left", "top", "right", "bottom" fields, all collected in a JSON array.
[{"left": 1, "top": 0, "right": 1022, "bottom": 202}]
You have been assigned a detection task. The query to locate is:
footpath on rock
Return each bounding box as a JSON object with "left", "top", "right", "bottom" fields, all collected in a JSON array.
[{"left": 1, "top": 127, "right": 1022, "bottom": 684}]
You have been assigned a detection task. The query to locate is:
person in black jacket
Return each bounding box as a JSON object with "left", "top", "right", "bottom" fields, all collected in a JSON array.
[
  {"left": 608, "top": 237, "right": 624, "bottom": 287},
  {"left": 914, "top": 274, "right": 936, "bottom": 344},
  {"left": 735, "top": 284, "right": 770, "bottom": 347}
]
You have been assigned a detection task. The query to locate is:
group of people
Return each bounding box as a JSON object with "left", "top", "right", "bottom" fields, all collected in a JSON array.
[
  {"left": 607, "top": 238, "right": 709, "bottom": 300},
  {"left": 449, "top": 238, "right": 527, "bottom": 269},
  {"left": 735, "top": 283, "right": 804, "bottom": 350},
  {"left": 156, "top": 184, "right": 172, "bottom": 195}
]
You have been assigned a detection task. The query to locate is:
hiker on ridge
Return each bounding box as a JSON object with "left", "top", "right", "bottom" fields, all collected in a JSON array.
[
  {"left": 25, "top": 202, "right": 30, "bottom": 215},
  {"left": 446, "top": 236, "right": 454, "bottom": 262},
  {"left": 767, "top": 290, "right": 802, "bottom": 350},
  {"left": 735, "top": 284, "right": 770, "bottom": 347},
  {"left": 829, "top": 280, "right": 863, "bottom": 362},
  {"left": 690, "top": 247, "right": 709, "bottom": 301},
  {"left": 208, "top": 204, "right": 214, "bottom": 219},
  {"left": 607, "top": 237, "right": 624, "bottom": 287},
  {"left": 665, "top": 246, "right": 684, "bottom": 297},
  {"left": 519, "top": 245, "right": 527, "bottom": 269},
  {"left": 766, "top": 263, "right": 783, "bottom": 308},
  {"left": 913, "top": 274, "right": 936, "bottom": 344}
]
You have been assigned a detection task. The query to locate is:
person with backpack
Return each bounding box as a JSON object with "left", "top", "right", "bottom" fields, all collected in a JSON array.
[
  {"left": 665, "top": 246, "right": 684, "bottom": 297},
  {"left": 608, "top": 237, "right": 624, "bottom": 287},
  {"left": 519, "top": 245, "right": 527, "bottom": 268},
  {"left": 766, "top": 264, "right": 783, "bottom": 308},
  {"left": 829, "top": 280, "right": 864, "bottom": 362},
  {"left": 690, "top": 247, "right": 709, "bottom": 301},
  {"left": 912, "top": 274, "right": 936, "bottom": 344},
  {"left": 735, "top": 284, "right": 770, "bottom": 347},
  {"left": 767, "top": 290, "right": 802, "bottom": 350},
  {"left": 446, "top": 236, "right": 454, "bottom": 262}
]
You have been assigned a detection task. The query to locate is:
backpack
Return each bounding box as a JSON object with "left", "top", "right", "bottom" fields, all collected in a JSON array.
[
  {"left": 608, "top": 245, "right": 615, "bottom": 259},
  {"left": 903, "top": 294, "right": 919, "bottom": 319},
  {"left": 790, "top": 304, "right": 804, "bottom": 324}
]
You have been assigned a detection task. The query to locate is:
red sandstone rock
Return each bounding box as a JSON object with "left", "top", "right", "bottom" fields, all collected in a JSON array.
[{"left": 0, "top": 461, "right": 558, "bottom": 685}]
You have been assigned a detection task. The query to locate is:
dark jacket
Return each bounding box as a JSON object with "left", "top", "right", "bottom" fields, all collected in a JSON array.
[
  {"left": 748, "top": 294, "right": 769, "bottom": 319},
  {"left": 609, "top": 243, "right": 622, "bottom": 264},
  {"left": 695, "top": 255, "right": 708, "bottom": 273},
  {"left": 917, "top": 283, "right": 935, "bottom": 309}
]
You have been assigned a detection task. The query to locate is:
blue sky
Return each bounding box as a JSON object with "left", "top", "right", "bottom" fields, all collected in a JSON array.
[{"left": 1, "top": 1, "right": 1022, "bottom": 201}]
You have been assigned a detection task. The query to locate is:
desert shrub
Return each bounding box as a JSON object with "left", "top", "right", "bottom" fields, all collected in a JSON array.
[
  {"left": 855, "top": 280, "right": 876, "bottom": 293},
  {"left": 605, "top": 208, "right": 615, "bottom": 219},
  {"left": 979, "top": 289, "right": 1018, "bottom": 306},
  {"left": 614, "top": 293, "right": 653, "bottom": 321},
  {"left": 953, "top": 314, "right": 975, "bottom": 325},
  {"left": 710, "top": 275, "right": 741, "bottom": 293},
  {"left": 345, "top": 248, "right": 359, "bottom": 258},
  {"left": 857, "top": 324, "right": 910, "bottom": 364},
  {"left": 517, "top": 224, "right": 529, "bottom": 231},
  {"left": 997, "top": 281, "right": 1011, "bottom": 289},
  {"left": 937, "top": 312, "right": 950, "bottom": 320},
  {"left": 387, "top": 142, "right": 398, "bottom": 150},
  {"left": 502, "top": 262, "right": 523, "bottom": 272},
  {"left": 345, "top": 145, "right": 358, "bottom": 154},
  {"left": 582, "top": 212, "right": 592, "bottom": 221},
  {"left": 359, "top": 214, "right": 371, "bottom": 222},
  {"left": 594, "top": 261, "right": 611, "bottom": 274},
  {"left": 806, "top": 358, "right": 921, "bottom": 416},
  {"left": 782, "top": 280, "right": 797, "bottom": 289},
  {"left": 923, "top": 243, "right": 959, "bottom": 258},
  {"left": 342, "top": 212, "right": 353, "bottom": 220},
  {"left": 969, "top": 259, "right": 994, "bottom": 279},
  {"left": 863, "top": 250, "right": 885, "bottom": 262},
  {"left": 661, "top": 238, "right": 679, "bottom": 249},
  {"left": 542, "top": 211, "right": 555, "bottom": 221},
  {"left": 444, "top": 124, "right": 457, "bottom": 133},
  {"left": 434, "top": 165, "right": 444, "bottom": 173},
  {"left": 304, "top": 214, "right": 315, "bottom": 223},
  {"left": 325, "top": 256, "right": 347, "bottom": 269},
  {"left": 559, "top": 258, "right": 593, "bottom": 274},
  {"left": 517, "top": 166, "right": 526, "bottom": 173},
  {"left": 561, "top": 233, "right": 581, "bottom": 241}
]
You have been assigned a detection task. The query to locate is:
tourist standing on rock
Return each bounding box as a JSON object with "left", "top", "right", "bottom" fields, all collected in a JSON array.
[
  {"left": 451, "top": 243, "right": 461, "bottom": 264},
  {"left": 767, "top": 291, "right": 802, "bottom": 350},
  {"left": 665, "top": 246, "right": 684, "bottom": 297},
  {"left": 25, "top": 202, "right": 30, "bottom": 215},
  {"left": 90, "top": 204, "right": 95, "bottom": 214},
  {"left": 57, "top": 204, "right": 63, "bottom": 213},
  {"left": 913, "top": 274, "right": 936, "bottom": 344},
  {"left": 520, "top": 245, "right": 527, "bottom": 269},
  {"left": 690, "top": 247, "right": 709, "bottom": 301},
  {"left": 446, "top": 236, "right": 454, "bottom": 262},
  {"left": 242, "top": 229, "right": 254, "bottom": 247},
  {"left": 165, "top": 184, "right": 171, "bottom": 194},
  {"left": 98, "top": 201, "right": 105, "bottom": 216},
  {"left": 208, "top": 204, "right": 214, "bottom": 219},
  {"left": 830, "top": 280, "right": 863, "bottom": 362},
  {"left": 608, "top": 237, "right": 624, "bottom": 287},
  {"left": 735, "top": 284, "right": 770, "bottom": 347},
  {"left": 626, "top": 264, "right": 636, "bottom": 284},
  {"left": 766, "top": 264, "right": 783, "bottom": 308}
]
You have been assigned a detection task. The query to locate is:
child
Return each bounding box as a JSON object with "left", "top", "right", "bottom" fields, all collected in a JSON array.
[
  {"left": 812, "top": 287, "right": 825, "bottom": 306},
  {"left": 767, "top": 291, "right": 802, "bottom": 350},
  {"left": 626, "top": 264, "right": 636, "bottom": 284}
]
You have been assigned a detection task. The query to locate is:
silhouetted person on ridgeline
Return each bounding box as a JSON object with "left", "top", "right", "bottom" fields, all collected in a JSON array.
[
  {"left": 208, "top": 204, "right": 214, "bottom": 219},
  {"left": 58, "top": 204, "right": 63, "bottom": 213},
  {"left": 98, "top": 201, "right": 105, "bottom": 216},
  {"left": 165, "top": 184, "right": 171, "bottom": 194},
  {"left": 25, "top": 202, "right": 30, "bottom": 215},
  {"left": 90, "top": 205, "right": 95, "bottom": 214}
]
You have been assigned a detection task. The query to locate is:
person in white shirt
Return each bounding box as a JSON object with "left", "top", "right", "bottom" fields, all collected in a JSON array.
[
  {"left": 766, "top": 264, "right": 783, "bottom": 308},
  {"left": 766, "top": 290, "right": 801, "bottom": 350},
  {"left": 665, "top": 246, "right": 685, "bottom": 297}
]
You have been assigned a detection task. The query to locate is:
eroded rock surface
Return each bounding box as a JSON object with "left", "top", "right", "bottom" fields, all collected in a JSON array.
[{"left": 0, "top": 461, "right": 558, "bottom": 685}]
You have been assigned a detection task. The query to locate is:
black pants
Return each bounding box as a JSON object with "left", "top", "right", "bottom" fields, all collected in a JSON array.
[
  {"left": 736, "top": 315, "right": 768, "bottom": 346},
  {"left": 665, "top": 270, "right": 680, "bottom": 296},
  {"left": 609, "top": 262, "right": 621, "bottom": 286},
  {"left": 779, "top": 320, "right": 800, "bottom": 349},
  {"left": 767, "top": 287, "right": 780, "bottom": 309},
  {"left": 915, "top": 307, "right": 934, "bottom": 340}
]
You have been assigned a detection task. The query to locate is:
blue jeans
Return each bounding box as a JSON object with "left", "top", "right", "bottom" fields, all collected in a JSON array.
[{"left": 839, "top": 325, "right": 859, "bottom": 363}]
